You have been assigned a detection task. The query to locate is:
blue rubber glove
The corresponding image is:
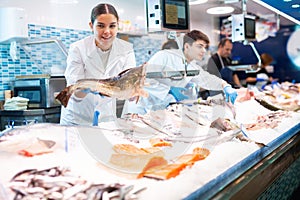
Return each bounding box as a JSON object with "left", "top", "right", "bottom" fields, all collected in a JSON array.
[
  {"left": 271, "top": 80, "right": 278, "bottom": 85},
  {"left": 256, "top": 78, "right": 267, "bottom": 82},
  {"left": 81, "top": 88, "right": 100, "bottom": 95},
  {"left": 223, "top": 85, "right": 238, "bottom": 104},
  {"left": 271, "top": 80, "right": 280, "bottom": 89},
  {"left": 256, "top": 73, "right": 268, "bottom": 82},
  {"left": 169, "top": 86, "right": 188, "bottom": 102},
  {"left": 92, "top": 110, "right": 100, "bottom": 126}
]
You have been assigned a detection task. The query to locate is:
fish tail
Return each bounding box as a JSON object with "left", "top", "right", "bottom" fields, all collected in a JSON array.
[{"left": 55, "top": 85, "right": 73, "bottom": 107}]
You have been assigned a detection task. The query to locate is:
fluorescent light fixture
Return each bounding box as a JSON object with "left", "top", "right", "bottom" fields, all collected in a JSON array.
[
  {"left": 224, "top": 0, "right": 239, "bottom": 3},
  {"left": 252, "top": 0, "right": 300, "bottom": 25},
  {"left": 189, "top": 0, "right": 208, "bottom": 5},
  {"left": 206, "top": 6, "right": 234, "bottom": 15},
  {"left": 291, "top": 4, "right": 300, "bottom": 8},
  {"left": 49, "top": 0, "right": 78, "bottom": 4}
]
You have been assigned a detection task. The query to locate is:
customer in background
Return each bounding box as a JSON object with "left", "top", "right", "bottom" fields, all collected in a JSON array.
[
  {"left": 60, "top": 3, "right": 136, "bottom": 125},
  {"left": 206, "top": 38, "right": 242, "bottom": 89},
  {"left": 246, "top": 53, "right": 275, "bottom": 88},
  {"left": 123, "top": 30, "right": 238, "bottom": 116}
]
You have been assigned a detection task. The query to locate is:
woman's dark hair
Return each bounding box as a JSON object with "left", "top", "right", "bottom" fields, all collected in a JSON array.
[
  {"left": 183, "top": 30, "right": 210, "bottom": 47},
  {"left": 260, "top": 53, "right": 273, "bottom": 66},
  {"left": 90, "top": 3, "right": 119, "bottom": 24}
]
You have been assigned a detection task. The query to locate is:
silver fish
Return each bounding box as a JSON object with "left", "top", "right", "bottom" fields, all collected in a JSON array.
[{"left": 55, "top": 64, "right": 148, "bottom": 107}]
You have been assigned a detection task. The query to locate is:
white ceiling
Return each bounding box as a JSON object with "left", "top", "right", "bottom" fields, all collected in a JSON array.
[{"left": 190, "top": 0, "right": 296, "bottom": 26}]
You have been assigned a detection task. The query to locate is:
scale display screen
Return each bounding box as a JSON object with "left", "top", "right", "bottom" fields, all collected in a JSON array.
[
  {"left": 245, "top": 16, "right": 256, "bottom": 39},
  {"left": 161, "top": 0, "right": 189, "bottom": 31}
]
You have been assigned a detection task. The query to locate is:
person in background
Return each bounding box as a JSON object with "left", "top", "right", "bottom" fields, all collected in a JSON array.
[
  {"left": 60, "top": 3, "right": 136, "bottom": 125},
  {"left": 206, "top": 38, "right": 242, "bottom": 89},
  {"left": 122, "top": 30, "right": 238, "bottom": 116},
  {"left": 246, "top": 53, "right": 275, "bottom": 88},
  {"left": 161, "top": 39, "right": 179, "bottom": 50}
]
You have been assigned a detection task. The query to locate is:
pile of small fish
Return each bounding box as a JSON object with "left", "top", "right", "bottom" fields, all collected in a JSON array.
[
  {"left": 8, "top": 166, "right": 138, "bottom": 200},
  {"left": 255, "top": 82, "right": 300, "bottom": 111}
]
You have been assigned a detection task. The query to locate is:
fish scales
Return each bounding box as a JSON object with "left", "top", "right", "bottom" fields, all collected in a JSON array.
[{"left": 55, "top": 64, "right": 148, "bottom": 107}]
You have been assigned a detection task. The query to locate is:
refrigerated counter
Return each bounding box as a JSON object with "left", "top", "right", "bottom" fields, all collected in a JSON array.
[
  {"left": 185, "top": 123, "right": 300, "bottom": 200},
  {"left": 0, "top": 100, "right": 299, "bottom": 200}
]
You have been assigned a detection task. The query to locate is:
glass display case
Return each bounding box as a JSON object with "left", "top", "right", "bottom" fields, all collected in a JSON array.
[
  {"left": 20, "top": 38, "right": 68, "bottom": 76},
  {"left": 185, "top": 124, "right": 300, "bottom": 199}
]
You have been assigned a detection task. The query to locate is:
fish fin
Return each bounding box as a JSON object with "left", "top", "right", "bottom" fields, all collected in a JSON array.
[
  {"left": 133, "top": 89, "right": 149, "bottom": 103},
  {"left": 55, "top": 85, "right": 73, "bottom": 107},
  {"left": 135, "top": 96, "right": 140, "bottom": 104},
  {"left": 117, "top": 68, "right": 132, "bottom": 76}
]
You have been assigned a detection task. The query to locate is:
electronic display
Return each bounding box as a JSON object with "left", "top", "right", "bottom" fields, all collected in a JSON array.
[
  {"left": 245, "top": 16, "right": 256, "bottom": 39},
  {"left": 161, "top": 0, "right": 190, "bottom": 32}
]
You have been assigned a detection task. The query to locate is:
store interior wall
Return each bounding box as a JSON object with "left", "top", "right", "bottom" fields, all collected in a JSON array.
[
  {"left": 0, "top": 23, "right": 166, "bottom": 100},
  {"left": 231, "top": 25, "right": 300, "bottom": 83},
  {"left": 0, "top": 0, "right": 300, "bottom": 100},
  {"left": 0, "top": 0, "right": 147, "bottom": 32}
]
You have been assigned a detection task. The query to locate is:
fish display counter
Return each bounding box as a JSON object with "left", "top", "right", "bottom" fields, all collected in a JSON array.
[{"left": 0, "top": 89, "right": 299, "bottom": 199}]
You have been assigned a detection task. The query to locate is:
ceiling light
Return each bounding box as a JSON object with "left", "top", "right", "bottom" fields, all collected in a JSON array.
[
  {"left": 252, "top": 0, "right": 300, "bottom": 25},
  {"left": 291, "top": 4, "right": 300, "bottom": 8},
  {"left": 49, "top": 0, "right": 78, "bottom": 4},
  {"left": 189, "top": 0, "right": 208, "bottom": 5},
  {"left": 206, "top": 6, "right": 234, "bottom": 15}
]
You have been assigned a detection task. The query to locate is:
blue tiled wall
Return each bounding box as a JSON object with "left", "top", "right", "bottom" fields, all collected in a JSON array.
[
  {"left": 0, "top": 24, "right": 163, "bottom": 101},
  {"left": 128, "top": 36, "right": 162, "bottom": 65}
]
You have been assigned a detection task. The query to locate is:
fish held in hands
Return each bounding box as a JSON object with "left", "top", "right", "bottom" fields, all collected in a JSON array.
[{"left": 55, "top": 64, "right": 149, "bottom": 107}]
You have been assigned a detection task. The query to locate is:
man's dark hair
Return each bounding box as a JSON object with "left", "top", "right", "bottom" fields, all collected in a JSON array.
[
  {"left": 218, "top": 38, "right": 232, "bottom": 48},
  {"left": 183, "top": 30, "right": 210, "bottom": 46}
]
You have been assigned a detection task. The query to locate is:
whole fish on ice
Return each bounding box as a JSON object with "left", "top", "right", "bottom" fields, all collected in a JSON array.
[{"left": 55, "top": 64, "right": 148, "bottom": 107}]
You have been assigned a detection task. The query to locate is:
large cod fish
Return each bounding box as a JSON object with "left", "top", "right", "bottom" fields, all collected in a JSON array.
[{"left": 55, "top": 64, "right": 148, "bottom": 107}]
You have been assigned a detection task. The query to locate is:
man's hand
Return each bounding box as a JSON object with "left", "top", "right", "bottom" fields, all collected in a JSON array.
[
  {"left": 169, "top": 86, "right": 189, "bottom": 102},
  {"left": 223, "top": 85, "right": 238, "bottom": 104}
]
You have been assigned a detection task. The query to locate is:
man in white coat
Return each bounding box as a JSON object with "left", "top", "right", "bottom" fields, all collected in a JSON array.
[
  {"left": 123, "top": 30, "right": 238, "bottom": 115},
  {"left": 60, "top": 3, "right": 136, "bottom": 125}
]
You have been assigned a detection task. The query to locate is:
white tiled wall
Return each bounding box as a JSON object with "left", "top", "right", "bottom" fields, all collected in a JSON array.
[{"left": 0, "top": 0, "right": 219, "bottom": 100}]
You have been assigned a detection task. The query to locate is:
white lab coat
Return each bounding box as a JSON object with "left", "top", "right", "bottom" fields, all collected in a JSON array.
[
  {"left": 122, "top": 49, "right": 225, "bottom": 115},
  {"left": 60, "top": 35, "right": 136, "bottom": 125}
]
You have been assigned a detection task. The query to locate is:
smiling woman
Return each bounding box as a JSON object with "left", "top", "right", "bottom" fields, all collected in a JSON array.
[
  {"left": 89, "top": 4, "right": 119, "bottom": 51},
  {"left": 60, "top": 3, "right": 137, "bottom": 126}
]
